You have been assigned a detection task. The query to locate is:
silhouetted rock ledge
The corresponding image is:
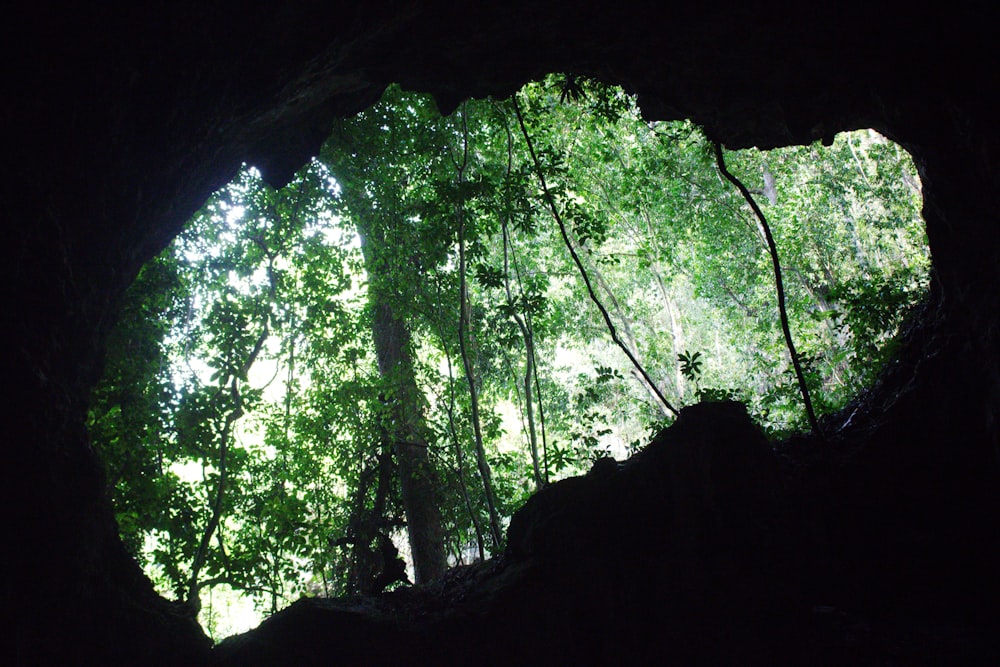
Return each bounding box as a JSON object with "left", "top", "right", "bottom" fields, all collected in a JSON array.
[
  {"left": 216, "top": 401, "right": 788, "bottom": 665},
  {"left": 213, "top": 400, "right": 997, "bottom": 665}
]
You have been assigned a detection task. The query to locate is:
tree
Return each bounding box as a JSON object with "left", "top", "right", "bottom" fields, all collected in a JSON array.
[
  {"left": 320, "top": 87, "right": 450, "bottom": 584},
  {"left": 90, "top": 79, "right": 929, "bottom": 635}
]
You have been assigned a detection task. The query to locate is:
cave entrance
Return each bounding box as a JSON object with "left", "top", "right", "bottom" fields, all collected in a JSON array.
[{"left": 87, "top": 78, "right": 929, "bottom": 639}]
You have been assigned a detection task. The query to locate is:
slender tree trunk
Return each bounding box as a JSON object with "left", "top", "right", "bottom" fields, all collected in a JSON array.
[
  {"left": 343, "top": 433, "right": 397, "bottom": 594},
  {"left": 452, "top": 103, "right": 503, "bottom": 547},
  {"left": 502, "top": 221, "right": 544, "bottom": 489},
  {"left": 186, "top": 324, "right": 267, "bottom": 615},
  {"left": 497, "top": 97, "right": 549, "bottom": 484},
  {"left": 439, "top": 321, "right": 487, "bottom": 560},
  {"left": 656, "top": 276, "right": 688, "bottom": 398},
  {"left": 324, "top": 108, "right": 448, "bottom": 585},
  {"left": 457, "top": 233, "right": 504, "bottom": 549},
  {"left": 637, "top": 209, "right": 687, "bottom": 399},
  {"left": 185, "top": 381, "right": 237, "bottom": 615}
]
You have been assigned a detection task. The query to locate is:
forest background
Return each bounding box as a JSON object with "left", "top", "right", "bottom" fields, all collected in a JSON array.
[{"left": 88, "top": 78, "right": 928, "bottom": 638}]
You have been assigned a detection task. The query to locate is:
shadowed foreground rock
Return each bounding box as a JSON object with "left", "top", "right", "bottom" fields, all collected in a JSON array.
[{"left": 213, "top": 401, "right": 998, "bottom": 665}]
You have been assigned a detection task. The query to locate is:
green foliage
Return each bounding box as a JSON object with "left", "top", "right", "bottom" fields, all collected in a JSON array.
[
  {"left": 517, "top": 82, "right": 927, "bottom": 431},
  {"left": 90, "top": 81, "right": 929, "bottom": 636},
  {"left": 88, "top": 252, "right": 186, "bottom": 562},
  {"left": 678, "top": 351, "right": 703, "bottom": 383}
]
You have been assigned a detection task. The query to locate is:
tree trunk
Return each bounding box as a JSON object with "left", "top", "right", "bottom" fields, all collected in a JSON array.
[
  {"left": 457, "top": 217, "right": 504, "bottom": 549},
  {"left": 374, "top": 304, "right": 447, "bottom": 584},
  {"left": 367, "top": 278, "right": 447, "bottom": 584},
  {"left": 453, "top": 103, "right": 504, "bottom": 547},
  {"left": 502, "top": 221, "right": 545, "bottom": 489},
  {"left": 440, "top": 334, "right": 487, "bottom": 560}
]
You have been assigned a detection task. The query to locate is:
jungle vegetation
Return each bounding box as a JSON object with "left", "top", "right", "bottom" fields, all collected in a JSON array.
[{"left": 88, "top": 77, "right": 929, "bottom": 638}]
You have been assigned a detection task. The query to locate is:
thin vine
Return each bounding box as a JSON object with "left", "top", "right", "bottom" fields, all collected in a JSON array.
[
  {"left": 513, "top": 94, "right": 679, "bottom": 418},
  {"left": 712, "top": 141, "right": 821, "bottom": 436}
]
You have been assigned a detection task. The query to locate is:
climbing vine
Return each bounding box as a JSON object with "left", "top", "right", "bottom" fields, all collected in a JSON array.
[{"left": 89, "top": 78, "right": 928, "bottom": 637}]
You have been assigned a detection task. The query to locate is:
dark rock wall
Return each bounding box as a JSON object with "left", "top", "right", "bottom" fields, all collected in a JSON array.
[{"left": 3, "top": 2, "right": 998, "bottom": 664}]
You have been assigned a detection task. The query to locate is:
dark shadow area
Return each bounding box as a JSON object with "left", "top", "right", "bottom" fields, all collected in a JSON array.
[{"left": 5, "top": 2, "right": 999, "bottom": 664}]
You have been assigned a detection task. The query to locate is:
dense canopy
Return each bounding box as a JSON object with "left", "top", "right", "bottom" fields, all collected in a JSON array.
[{"left": 89, "top": 81, "right": 927, "bottom": 636}]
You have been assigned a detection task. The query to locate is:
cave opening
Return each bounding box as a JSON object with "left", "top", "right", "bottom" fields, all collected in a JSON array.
[
  {"left": 88, "top": 78, "right": 931, "bottom": 641},
  {"left": 9, "top": 5, "right": 1000, "bottom": 664}
]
